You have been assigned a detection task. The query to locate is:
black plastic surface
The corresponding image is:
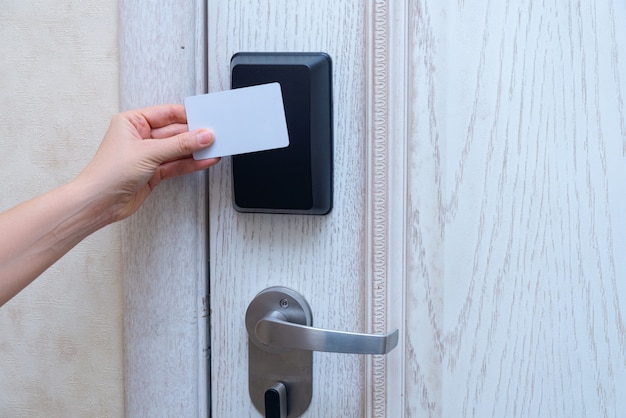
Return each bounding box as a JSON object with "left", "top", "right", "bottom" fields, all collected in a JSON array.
[
  {"left": 264, "top": 387, "right": 284, "bottom": 418},
  {"left": 264, "top": 389, "right": 279, "bottom": 418},
  {"left": 231, "top": 52, "right": 333, "bottom": 214}
]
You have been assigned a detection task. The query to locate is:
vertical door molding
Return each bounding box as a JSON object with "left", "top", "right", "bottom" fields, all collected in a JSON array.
[
  {"left": 119, "top": 0, "right": 208, "bottom": 416},
  {"left": 365, "top": 1, "right": 410, "bottom": 417}
]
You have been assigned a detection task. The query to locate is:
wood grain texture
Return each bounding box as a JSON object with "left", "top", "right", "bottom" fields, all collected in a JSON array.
[
  {"left": 207, "top": 1, "right": 368, "bottom": 416},
  {"left": 122, "top": 0, "right": 626, "bottom": 416},
  {"left": 119, "top": 1, "right": 208, "bottom": 416},
  {"left": 406, "top": 1, "right": 626, "bottom": 416}
]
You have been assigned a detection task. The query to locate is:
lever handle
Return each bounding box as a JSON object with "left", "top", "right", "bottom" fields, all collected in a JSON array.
[
  {"left": 246, "top": 286, "right": 399, "bottom": 417},
  {"left": 256, "top": 313, "right": 398, "bottom": 354}
]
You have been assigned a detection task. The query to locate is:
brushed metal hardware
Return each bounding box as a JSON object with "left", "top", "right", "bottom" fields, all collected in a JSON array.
[{"left": 246, "top": 286, "right": 399, "bottom": 417}]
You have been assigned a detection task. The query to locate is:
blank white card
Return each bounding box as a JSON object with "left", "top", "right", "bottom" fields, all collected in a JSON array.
[{"left": 185, "top": 82, "right": 290, "bottom": 160}]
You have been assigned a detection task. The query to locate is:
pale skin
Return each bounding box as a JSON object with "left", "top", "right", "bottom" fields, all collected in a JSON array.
[{"left": 0, "top": 104, "right": 220, "bottom": 307}]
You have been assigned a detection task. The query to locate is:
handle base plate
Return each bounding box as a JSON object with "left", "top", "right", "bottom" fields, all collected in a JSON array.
[{"left": 247, "top": 287, "right": 313, "bottom": 417}]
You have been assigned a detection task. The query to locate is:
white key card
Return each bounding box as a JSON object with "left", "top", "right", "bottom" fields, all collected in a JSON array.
[{"left": 185, "top": 82, "right": 290, "bottom": 160}]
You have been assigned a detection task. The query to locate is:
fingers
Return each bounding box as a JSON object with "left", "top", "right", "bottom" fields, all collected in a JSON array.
[
  {"left": 138, "top": 104, "right": 187, "bottom": 129},
  {"left": 159, "top": 156, "right": 221, "bottom": 180},
  {"left": 151, "top": 123, "right": 188, "bottom": 139},
  {"left": 150, "top": 128, "right": 215, "bottom": 163}
]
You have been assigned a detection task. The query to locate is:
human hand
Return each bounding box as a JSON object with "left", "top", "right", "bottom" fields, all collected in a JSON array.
[{"left": 76, "top": 104, "right": 220, "bottom": 223}]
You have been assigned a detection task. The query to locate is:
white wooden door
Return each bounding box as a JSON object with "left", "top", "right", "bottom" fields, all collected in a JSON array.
[
  {"left": 121, "top": 1, "right": 626, "bottom": 417},
  {"left": 206, "top": 1, "right": 398, "bottom": 416},
  {"left": 405, "top": 1, "right": 626, "bottom": 416}
]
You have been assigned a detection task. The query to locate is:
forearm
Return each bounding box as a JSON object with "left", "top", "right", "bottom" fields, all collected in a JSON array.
[
  {"left": 0, "top": 178, "right": 114, "bottom": 306},
  {"left": 0, "top": 105, "right": 218, "bottom": 308}
]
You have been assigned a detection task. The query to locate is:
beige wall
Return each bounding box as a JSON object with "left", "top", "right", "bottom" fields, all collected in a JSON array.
[{"left": 0, "top": 2, "right": 123, "bottom": 416}]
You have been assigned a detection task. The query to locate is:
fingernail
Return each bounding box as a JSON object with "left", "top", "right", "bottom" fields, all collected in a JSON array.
[{"left": 197, "top": 129, "right": 214, "bottom": 146}]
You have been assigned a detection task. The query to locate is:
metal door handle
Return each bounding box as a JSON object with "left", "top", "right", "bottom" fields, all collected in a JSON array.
[
  {"left": 255, "top": 311, "right": 398, "bottom": 354},
  {"left": 246, "top": 286, "right": 399, "bottom": 417}
]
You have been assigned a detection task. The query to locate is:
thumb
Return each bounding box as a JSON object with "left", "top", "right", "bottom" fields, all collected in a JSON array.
[{"left": 152, "top": 128, "right": 214, "bottom": 162}]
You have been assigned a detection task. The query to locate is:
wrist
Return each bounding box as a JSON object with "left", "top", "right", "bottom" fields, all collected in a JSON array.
[{"left": 66, "top": 175, "right": 120, "bottom": 231}]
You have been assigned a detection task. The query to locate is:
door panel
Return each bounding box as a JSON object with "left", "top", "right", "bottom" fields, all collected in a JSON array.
[
  {"left": 207, "top": 1, "right": 371, "bottom": 416},
  {"left": 407, "top": 1, "right": 626, "bottom": 416}
]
